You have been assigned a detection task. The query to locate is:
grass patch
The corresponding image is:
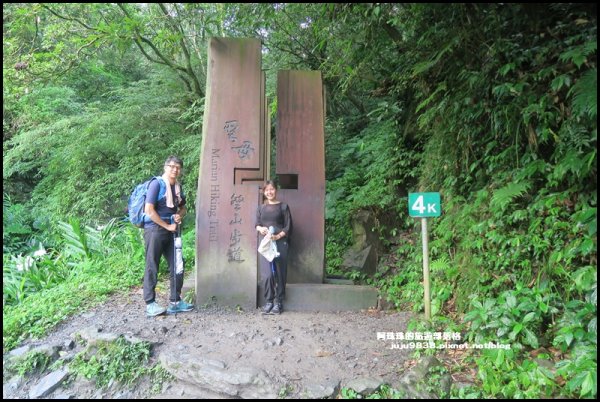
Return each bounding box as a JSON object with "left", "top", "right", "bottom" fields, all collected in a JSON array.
[
  {"left": 70, "top": 337, "right": 151, "bottom": 388},
  {"left": 149, "top": 365, "right": 175, "bottom": 394},
  {"left": 3, "top": 251, "right": 144, "bottom": 351},
  {"left": 12, "top": 350, "right": 52, "bottom": 376}
]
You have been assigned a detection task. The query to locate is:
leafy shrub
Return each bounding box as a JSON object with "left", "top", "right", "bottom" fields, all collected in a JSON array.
[
  {"left": 3, "top": 193, "right": 35, "bottom": 254},
  {"left": 13, "top": 351, "right": 52, "bottom": 376},
  {"left": 3, "top": 244, "right": 71, "bottom": 307},
  {"left": 3, "top": 217, "right": 147, "bottom": 349},
  {"left": 70, "top": 337, "right": 151, "bottom": 387},
  {"left": 464, "top": 284, "right": 560, "bottom": 349}
]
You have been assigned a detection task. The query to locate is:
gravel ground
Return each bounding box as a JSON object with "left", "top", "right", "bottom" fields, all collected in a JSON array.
[{"left": 3, "top": 282, "right": 415, "bottom": 399}]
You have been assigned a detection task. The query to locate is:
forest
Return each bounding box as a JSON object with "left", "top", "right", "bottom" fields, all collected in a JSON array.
[{"left": 3, "top": 3, "right": 597, "bottom": 399}]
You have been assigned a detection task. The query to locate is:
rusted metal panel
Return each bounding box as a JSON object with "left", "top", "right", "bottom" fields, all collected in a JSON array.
[
  {"left": 276, "top": 70, "right": 326, "bottom": 283},
  {"left": 196, "top": 38, "right": 265, "bottom": 308}
]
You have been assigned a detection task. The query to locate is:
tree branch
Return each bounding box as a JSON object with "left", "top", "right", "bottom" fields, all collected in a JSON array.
[
  {"left": 157, "top": 3, "right": 203, "bottom": 96},
  {"left": 117, "top": 3, "right": 203, "bottom": 97},
  {"left": 131, "top": 37, "right": 167, "bottom": 66},
  {"left": 41, "top": 5, "right": 102, "bottom": 32}
]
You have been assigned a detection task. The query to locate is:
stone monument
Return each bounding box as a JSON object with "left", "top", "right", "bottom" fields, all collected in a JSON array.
[{"left": 196, "top": 38, "right": 377, "bottom": 311}]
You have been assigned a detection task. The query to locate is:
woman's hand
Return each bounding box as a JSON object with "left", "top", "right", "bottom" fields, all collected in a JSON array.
[{"left": 256, "top": 226, "right": 269, "bottom": 236}]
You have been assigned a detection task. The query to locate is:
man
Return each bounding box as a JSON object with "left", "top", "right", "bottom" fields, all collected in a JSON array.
[{"left": 143, "top": 155, "right": 194, "bottom": 316}]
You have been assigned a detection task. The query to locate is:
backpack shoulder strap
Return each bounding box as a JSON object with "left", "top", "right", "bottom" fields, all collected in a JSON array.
[{"left": 154, "top": 176, "right": 167, "bottom": 200}]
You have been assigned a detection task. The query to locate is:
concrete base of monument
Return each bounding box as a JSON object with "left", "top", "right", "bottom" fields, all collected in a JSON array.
[
  {"left": 283, "top": 283, "right": 379, "bottom": 311},
  {"left": 183, "top": 276, "right": 379, "bottom": 312}
]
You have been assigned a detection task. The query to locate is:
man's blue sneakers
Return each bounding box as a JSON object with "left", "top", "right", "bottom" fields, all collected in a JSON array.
[{"left": 167, "top": 300, "right": 194, "bottom": 314}]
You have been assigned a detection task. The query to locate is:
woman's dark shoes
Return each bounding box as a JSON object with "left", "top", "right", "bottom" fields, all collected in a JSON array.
[
  {"left": 271, "top": 303, "right": 282, "bottom": 315},
  {"left": 261, "top": 302, "right": 274, "bottom": 314}
]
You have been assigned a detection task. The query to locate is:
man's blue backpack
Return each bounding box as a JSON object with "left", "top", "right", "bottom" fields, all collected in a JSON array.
[{"left": 127, "top": 177, "right": 166, "bottom": 228}]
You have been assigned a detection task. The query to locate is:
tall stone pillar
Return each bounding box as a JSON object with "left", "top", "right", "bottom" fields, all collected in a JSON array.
[
  {"left": 195, "top": 38, "right": 265, "bottom": 309},
  {"left": 276, "top": 70, "right": 326, "bottom": 283}
]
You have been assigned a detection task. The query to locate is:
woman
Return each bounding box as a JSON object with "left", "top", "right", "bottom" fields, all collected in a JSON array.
[{"left": 255, "top": 180, "right": 293, "bottom": 315}]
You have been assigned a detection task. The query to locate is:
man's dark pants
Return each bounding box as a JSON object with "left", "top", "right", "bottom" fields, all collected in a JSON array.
[{"left": 143, "top": 226, "right": 183, "bottom": 304}]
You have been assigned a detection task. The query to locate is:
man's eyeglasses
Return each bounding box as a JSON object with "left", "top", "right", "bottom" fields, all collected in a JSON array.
[{"left": 165, "top": 164, "right": 182, "bottom": 170}]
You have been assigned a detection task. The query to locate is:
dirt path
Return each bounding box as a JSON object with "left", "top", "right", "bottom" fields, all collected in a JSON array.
[{"left": 3, "top": 283, "right": 415, "bottom": 399}]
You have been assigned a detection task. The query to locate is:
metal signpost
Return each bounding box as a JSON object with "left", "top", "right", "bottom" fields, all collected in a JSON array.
[{"left": 408, "top": 192, "right": 441, "bottom": 320}]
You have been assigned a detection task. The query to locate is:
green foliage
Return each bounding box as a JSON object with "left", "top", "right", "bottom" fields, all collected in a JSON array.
[
  {"left": 325, "top": 180, "right": 353, "bottom": 277},
  {"left": 3, "top": 247, "right": 70, "bottom": 306},
  {"left": 57, "top": 219, "right": 100, "bottom": 260},
  {"left": 278, "top": 383, "right": 293, "bottom": 398},
  {"left": 183, "top": 287, "right": 196, "bottom": 305},
  {"left": 13, "top": 350, "right": 52, "bottom": 376},
  {"left": 552, "top": 276, "right": 597, "bottom": 398},
  {"left": 324, "top": 118, "right": 420, "bottom": 271},
  {"left": 451, "top": 385, "right": 484, "bottom": 399},
  {"left": 475, "top": 353, "right": 557, "bottom": 398},
  {"left": 70, "top": 337, "right": 152, "bottom": 388},
  {"left": 181, "top": 225, "right": 196, "bottom": 269},
  {"left": 490, "top": 181, "right": 532, "bottom": 211},
  {"left": 319, "top": 5, "right": 595, "bottom": 399},
  {"left": 324, "top": 236, "right": 346, "bottom": 277},
  {"left": 380, "top": 261, "right": 423, "bottom": 311},
  {"left": 569, "top": 68, "right": 597, "bottom": 120},
  {"left": 3, "top": 217, "right": 146, "bottom": 349},
  {"left": 326, "top": 119, "right": 419, "bottom": 217},
  {"left": 17, "top": 86, "right": 83, "bottom": 125},
  {"left": 365, "top": 384, "right": 405, "bottom": 399},
  {"left": 463, "top": 284, "right": 560, "bottom": 349},
  {"left": 3, "top": 70, "right": 198, "bottom": 223},
  {"left": 3, "top": 193, "right": 35, "bottom": 254},
  {"left": 149, "top": 365, "right": 175, "bottom": 394},
  {"left": 555, "top": 344, "right": 597, "bottom": 398},
  {"left": 339, "top": 387, "right": 359, "bottom": 399},
  {"left": 338, "top": 384, "right": 405, "bottom": 399}
]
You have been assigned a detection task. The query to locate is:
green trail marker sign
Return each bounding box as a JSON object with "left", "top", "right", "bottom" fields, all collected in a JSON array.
[
  {"left": 408, "top": 192, "right": 441, "bottom": 217},
  {"left": 408, "top": 192, "right": 442, "bottom": 320}
]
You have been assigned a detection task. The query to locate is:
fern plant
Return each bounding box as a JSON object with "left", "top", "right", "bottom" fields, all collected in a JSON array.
[
  {"left": 490, "top": 181, "right": 532, "bottom": 211},
  {"left": 568, "top": 68, "right": 597, "bottom": 120}
]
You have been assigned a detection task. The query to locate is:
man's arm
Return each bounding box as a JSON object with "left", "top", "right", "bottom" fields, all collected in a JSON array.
[
  {"left": 174, "top": 205, "right": 187, "bottom": 224},
  {"left": 145, "top": 203, "right": 177, "bottom": 231}
]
